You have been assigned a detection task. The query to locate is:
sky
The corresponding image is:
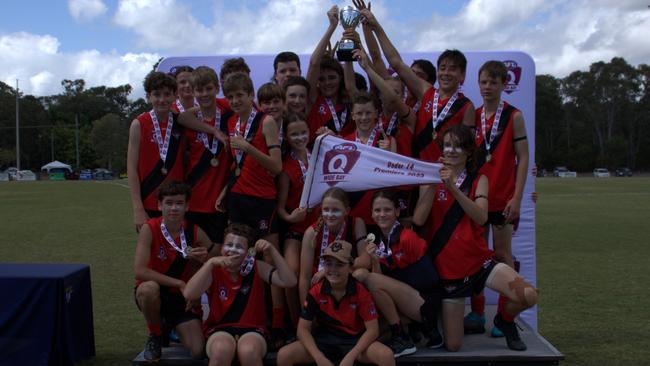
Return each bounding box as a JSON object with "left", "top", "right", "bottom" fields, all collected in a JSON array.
[{"left": 1, "top": 0, "right": 649, "bottom": 99}]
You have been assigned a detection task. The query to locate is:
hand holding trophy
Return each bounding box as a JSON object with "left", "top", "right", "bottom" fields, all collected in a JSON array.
[{"left": 335, "top": 5, "right": 363, "bottom": 61}]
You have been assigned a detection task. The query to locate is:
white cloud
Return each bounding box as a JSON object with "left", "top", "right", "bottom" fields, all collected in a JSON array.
[
  {"left": 0, "top": 32, "right": 159, "bottom": 98},
  {"left": 68, "top": 0, "right": 108, "bottom": 21}
]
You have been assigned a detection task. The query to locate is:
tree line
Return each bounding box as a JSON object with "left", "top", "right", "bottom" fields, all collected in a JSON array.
[{"left": 1, "top": 57, "right": 648, "bottom": 173}]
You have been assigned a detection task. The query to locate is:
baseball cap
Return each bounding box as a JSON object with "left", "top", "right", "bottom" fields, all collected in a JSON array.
[{"left": 322, "top": 240, "right": 353, "bottom": 264}]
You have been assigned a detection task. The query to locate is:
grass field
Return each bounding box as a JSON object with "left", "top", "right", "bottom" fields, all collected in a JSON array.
[{"left": 1, "top": 177, "right": 650, "bottom": 366}]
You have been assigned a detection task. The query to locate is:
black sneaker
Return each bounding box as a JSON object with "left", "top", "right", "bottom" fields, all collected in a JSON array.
[
  {"left": 386, "top": 334, "right": 417, "bottom": 358},
  {"left": 463, "top": 311, "right": 486, "bottom": 334},
  {"left": 494, "top": 314, "right": 527, "bottom": 351},
  {"left": 425, "top": 326, "right": 444, "bottom": 349},
  {"left": 408, "top": 322, "right": 423, "bottom": 344},
  {"left": 143, "top": 334, "right": 162, "bottom": 362}
]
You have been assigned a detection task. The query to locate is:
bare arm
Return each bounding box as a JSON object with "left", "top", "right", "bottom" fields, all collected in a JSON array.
[
  {"left": 183, "top": 255, "right": 235, "bottom": 301},
  {"left": 296, "top": 318, "right": 331, "bottom": 365},
  {"left": 254, "top": 239, "right": 297, "bottom": 288},
  {"left": 134, "top": 225, "right": 185, "bottom": 289},
  {"left": 178, "top": 107, "right": 228, "bottom": 145},
  {"left": 344, "top": 61, "right": 358, "bottom": 99},
  {"left": 505, "top": 111, "right": 529, "bottom": 223},
  {"left": 443, "top": 171, "right": 489, "bottom": 225},
  {"left": 413, "top": 184, "right": 435, "bottom": 226},
  {"left": 340, "top": 319, "right": 380, "bottom": 365},
  {"left": 299, "top": 228, "right": 317, "bottom": 304},
  {"left": 230, "top": 116, "right": 282, "bottom": 175},
  {"left": 127, "top": 119, "right": 148, "bottom": 231},
  {"left": 352, "top": 217, "right": 371, "bottom": 270},
  {"left": 462, "top": 101, "right": 476, "bottom": 128},
  {"left": 306, "top": 6, "right": 339, "bottom": 104}
]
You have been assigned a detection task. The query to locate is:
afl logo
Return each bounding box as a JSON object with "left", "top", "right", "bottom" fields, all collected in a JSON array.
[
  {"left": 503, "top": 60, "right": 522, "bottom": 94},
  {"left": 437, "top": 188, "right": 447, "bottom": 202},
  {"left": 219, "top": 286, "right": 228, "bottom": 300},
  {"left": 323, "top": 143, "right": 361, "bottom": 186}
]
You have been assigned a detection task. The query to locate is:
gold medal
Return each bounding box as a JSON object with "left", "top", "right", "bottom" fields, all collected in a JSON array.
[
  {"left": 185, "top": 246, "right": 193, "bottom": 255},
  {"left": 210, "top": 157, "right": 219, "bottom": 167},
  {"left": 161, "top": 167, "right": 168, "bottom": 175},
  {"left": 248, "top": 248, "right": 256, "bottom": 257},
  {"left": 235, "top": 167, "right": 241, "bottom": 176},
  {"left": 486, "top": 154, "right": 492, "bottom": 162},
  {"left": 366, "top": 233, "right": 376, "bottom": 243},
  {"left": 432, "top": 131, "right": 437, "bottom": 140}
]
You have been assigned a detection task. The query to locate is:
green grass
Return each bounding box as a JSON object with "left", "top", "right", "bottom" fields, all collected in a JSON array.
[{"left": 1, "top": 178, "right": 650, "bottom": 365}]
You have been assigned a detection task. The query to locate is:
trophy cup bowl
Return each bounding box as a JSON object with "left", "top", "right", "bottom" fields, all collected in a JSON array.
[{"left": 336, "top": 6, "right": 362, "bottom": 62}]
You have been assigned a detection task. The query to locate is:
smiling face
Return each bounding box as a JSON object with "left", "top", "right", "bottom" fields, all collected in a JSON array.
[
  {"left": 285, "top": 84, "right": 308, "bottom": 114},
  {"left": 193, "top": 82, "right": 218, "bottom": 111},
  {"left": 275, "top": 61, "right": 301, "bottom": 86},
  {"left": 286, "top": 120, "right": 309, "bottom": 151},
  {"left": 437, "top": 58, "right": 465, "bottom": 95},
  {"left": 371, "top": 196, "right": 399, "bottom": 231},
  {"left": 147, "top": 87, "right": 176, "bottom": 115},
  {"left": 226, "top": 89, "right": 254, "bottom": 116},
  {"left": 323, "top": 256, "right": 351, "bottom": 287},
  {"left": 259, "top": 97, "right": 284, "bottom": 120},
  {"left": 176, "top": 71, "right": 194, "bottom": 101},
  {"left": 318, "top": 69, "right": 341, "bottom": 98},
  {"left": 321, "top": 196, "right": 348, "bottom": 229},
  {"left": 158, "top": 194, "right": 188, "bottom": 224},
  {"left": 352, "top": 101, "right": 378, "bottom": 134},
  {"left": 442, "top": 132, "right": 468, "bottom": 168}
]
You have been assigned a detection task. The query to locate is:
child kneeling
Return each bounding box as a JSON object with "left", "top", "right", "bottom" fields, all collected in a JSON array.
[
  {"left": 183, "top": 223, "right": 296, "bottom": 366},
  {"left": 277, "top": 240, "right": 395, "bottom": 366}
]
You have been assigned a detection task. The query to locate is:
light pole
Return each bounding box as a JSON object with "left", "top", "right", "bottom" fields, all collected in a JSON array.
[{"left": 15, "top": 79, "right": 20, "bottom": 171}]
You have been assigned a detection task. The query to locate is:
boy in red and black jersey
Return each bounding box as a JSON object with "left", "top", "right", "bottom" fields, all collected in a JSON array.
[
  {"left": 183, "top": 223, "right": 296, "bottom": 366},
  {"left": 277, "top": 240, "right": 394, "bottom": 366},
  {"left": 127, "top": 72, "right": 186, "bottom": 231},
  {"left": 133, "top": 181, "right": 214, "bottom": 362},
  {"left": 178, "top": 66, "right": 233, "bottom": 246},
  {"left": 169, "top": 65, "right": 198, "bottom": 113},
  {"left": 464, "top": 61, "right": 529, "bottom": 336}
]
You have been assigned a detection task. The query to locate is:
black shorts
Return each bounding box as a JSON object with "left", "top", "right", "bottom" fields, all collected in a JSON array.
[
  {"left": 313, "top": 330, "right": 359, "bottom": 364},
  {"left": 388, "top": 256, "right": 440, "bottom": 293},
  {"left": 439, "top": 259, "right": 497, "bottom": 299},
  {"left": 186, "top": 211, "right": 227, "bottom": 244},
  {"left": 133, "top": 285, "right": 201, "bottom": 329},
  {"left": 206, "top": 326, "right": 268, "bottom": 341},
  {"left": 227, "top": 192, "right": 278, "bottom": 236},
  {"left": 284, "top": 230, "right": 304, "bottom": 242},
  {"left": 487, "top": 210, "right": 520, "bottom": 227}
]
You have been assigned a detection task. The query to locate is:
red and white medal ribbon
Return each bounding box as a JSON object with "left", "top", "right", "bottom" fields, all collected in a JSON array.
[
  {"left": 240, "top": 251, "right": 256, "bottom": 276},
  {"left": 480, "top": 101, "right": 504, "bottom": 155},
  {"left": 355, "top": 128, "right": 377, "bottom": 146},
  {"left": 385, "top": 113, "right": 398, "bottom": 135},
  {"left": 160, "top": 222, "right": 188, "bottom": 258},
  {"left": 318, "top": 221, "right": 346, "bottom": 271},
  {"left": 150, "top": 110, "right": 174, "bottom": 165},
  {"left": 376, "top": 221, "right": 400, "bottom": 258},
  {"left": 291, "top": 150, "right": 311, "bottom": 182},
  {"left": 455, "top": 169, "right": 468, "bottom": 189},
  {"left": 198, "top": 107, "right": 222, "bottom": 155},
  {"left": 432, "top": 90, "right": 458, "bottom": 132},
  {"left": 413, "top": 100, "right": 421, "bottom": 114},
  {"left": 234, "top": 109, "right": 257, "bottom": 166},
  {"left": 175, "top": 98, "right": 199, "bottom": 113},
  {"left": 325, "top": 98, "right": 347, "bottom": 133}
]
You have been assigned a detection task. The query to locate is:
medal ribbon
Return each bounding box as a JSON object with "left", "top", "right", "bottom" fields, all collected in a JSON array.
[
  {"left": 386, "top": 113, "right": 398, "bottom": 135},
  {"left": 480, "top": 101, "right": 504, "bottom": 154},
  {"left": 432, "top": 90, "right": 458, "bottom": 132},
  {"left": 376, "top": 221, "right": 400, "bottom": 258},
  {"left": 175, "top": 98, "right": 199, "bottom": 113},
  {"left": 150, "top": 110, "right": 174, "bottom": 164},
  {"left": 355, "top": 128, "right": 377, "bottom": 146},
  {"left": 455, "top": 169, "right": 468, "bottom": 189},
  {"left": 160, "top": 222, "right": 188, "bottom": 258},
  {"left": 291, "top": 150, "right": 311, "bottom": 182},
  {"left": 325, "top": 98, "right": 347, "bottom": 132},
  {"left": 413, "top": 100, "right": 421, "bottom": 114},
  {"left": 198, "top": 107, "right": 222, "bottom": 155},
  {"left": 234, "top": 109, "right": 258, "bottom": 165},
  {"left": 240, "top": 251, "right": 256, "bottom": 276},
  {"left": 318, "top": 221, "right": 347, "bottom": 271}
]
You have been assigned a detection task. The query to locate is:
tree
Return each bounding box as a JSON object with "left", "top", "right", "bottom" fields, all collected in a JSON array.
[{"left": 91, "top": 113, "right": 128, "bottom": 172}]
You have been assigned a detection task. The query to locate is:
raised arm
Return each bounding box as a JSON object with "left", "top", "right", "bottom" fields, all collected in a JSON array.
[
  {"left": 254, "top": 239, "right": 297, "bottom": 288},
  {"left": 306, "top": 6, "right": 339, "bottom": 104},
  {"left": 354, "top": 0, "right": 389, "bottom": 79}
]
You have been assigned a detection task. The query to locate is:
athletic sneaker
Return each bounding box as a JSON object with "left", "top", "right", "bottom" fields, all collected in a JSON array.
[
  {"left": 143, "top": 334, "right": 162, "bottom": 362},
  {"left": 463, "top": 311, "right": 486, "bottom": 334},
  {"left": 408, "top": 322, "right": 423, "bottom": 345},
  {"left": 494, "top": 314, "right": 527, "bottom": 351},
  {"left": 491, "top": 325, "right": 504, "bottom": 338},
  {"left": 425, "top": 326, "right": 444, "bottom": 349},
  {"left": 386, "top": 334, "right": 417, "bottom": 358}
]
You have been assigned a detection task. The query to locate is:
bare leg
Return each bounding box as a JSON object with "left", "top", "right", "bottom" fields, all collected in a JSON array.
[
  {"left": 358, "top": 341, "right": 396, "bottom": 366},
  {"left": 236, "top": 332, "right": 267, "bottom": 366},
  {"left": 441, "top": 299, "right": 465, "bottom": 352},
  {"left": 283, "top": 237, "right": 302, "bottom": 326},
  {"left": 175, "top": 319, "right": 205, "bottom": 358},
  {"left": 135, "top": 281, "right": 161, "bottom": 331},
  {"left": 276, "top": 341, "right": 315, "bottom": 366},
  {"left": 206, "top": 332, "right": 236, "bottom": 366}
]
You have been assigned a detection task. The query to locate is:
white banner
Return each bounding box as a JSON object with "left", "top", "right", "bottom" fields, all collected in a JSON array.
[{"left": 299, "top": 135, "right": 442, "bottom": 209}]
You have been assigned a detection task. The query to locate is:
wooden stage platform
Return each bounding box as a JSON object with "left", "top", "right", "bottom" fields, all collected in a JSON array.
[{"left": 134, "top": 306, "right": 563, "bottom": 365}]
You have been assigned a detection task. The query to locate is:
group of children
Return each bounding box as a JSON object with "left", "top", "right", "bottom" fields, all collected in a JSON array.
[{"left": 129, "top": 3, "right": 538, "bottom": 365}]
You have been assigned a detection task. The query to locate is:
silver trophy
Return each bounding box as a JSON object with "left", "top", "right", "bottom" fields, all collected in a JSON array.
[{"left": 336, "top": 6, "right": 363, "bottom": 62}]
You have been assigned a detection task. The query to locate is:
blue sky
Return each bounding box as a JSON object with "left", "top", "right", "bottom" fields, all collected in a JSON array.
[{"left": 1, "top": 0, "right": 648, "bottom": 98}]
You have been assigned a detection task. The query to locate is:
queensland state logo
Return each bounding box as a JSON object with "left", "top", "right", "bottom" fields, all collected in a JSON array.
[
  {"left": 503, "top": 60, "right": 522, "bottom": 94},
  {"left": 322, "top": 142, "right": 361, "bottom": 186}
]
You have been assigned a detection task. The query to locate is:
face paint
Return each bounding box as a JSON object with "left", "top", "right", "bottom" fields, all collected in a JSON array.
[
  {"left": 289, "top": 132, "right": 309, "bottom": 145},
  {"left": 223, "top": 242, "right": 246, "bottom": 256},
  {"left": 443, "top": 146, "right": 464, "bottom": 154},
  {"left": 322, "top": 209, "right": 344, "bottom": 220}
]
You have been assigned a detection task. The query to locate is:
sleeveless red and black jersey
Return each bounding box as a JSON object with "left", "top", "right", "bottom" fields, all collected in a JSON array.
[
  {"left": 430, "top": 178, "right": 493, "bottom": 280},
  {"left": 377, "top": 227, "right": 428, "bottom": 271},
  {"left": 414, "top": 87, "right": 473, "bottom": 162},
  {"left": 136, "top": 216, "right": 197, "bottom": 293},
  {"left": 136, "top": 111, "right": 185, "bottom": 211},
  {"left": 379, "top": 113, "right": 414, "bottom": 158},
  {"left": 185, "top": 100, "right": 234, "bottom": 213},
  {"left": 301, "top": 276, "right": 377, "bottom": 337},
  {"left": 475, "top": 102, "right": 519, "bottom": 212},
  {"left": 308, "top": 95, "right": 355, "bottom": 141},
  {"left": 204, "top": 264, "right": 267, "bottom": 336},
  {"left": 228, "top": 112, "right": 277, "bottom": 199},
  {"left": 310, "top": 216, "right": 358, "bottom": 275},
  {"left": 282, "top": 154, "right": 320, "bottom": 234}
]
